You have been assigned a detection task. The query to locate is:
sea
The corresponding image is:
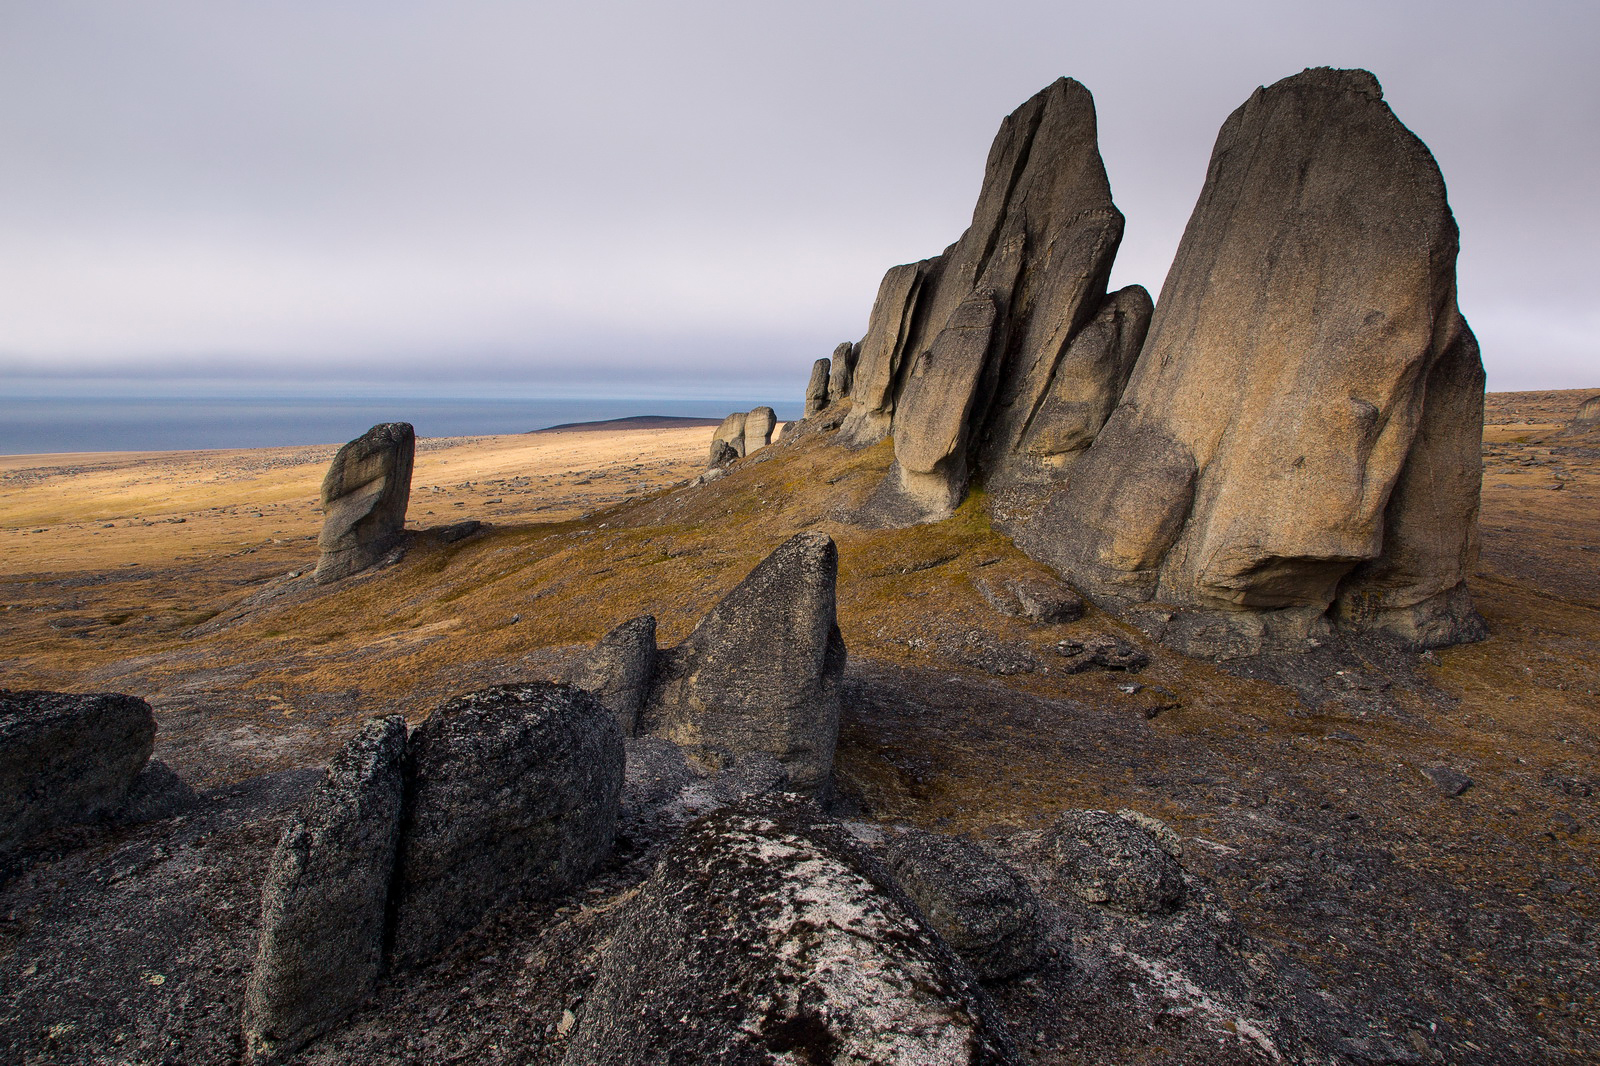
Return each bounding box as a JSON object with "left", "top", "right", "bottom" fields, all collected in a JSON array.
[{"left": 0, "top": 394, "right": 802, "bottom": 456}]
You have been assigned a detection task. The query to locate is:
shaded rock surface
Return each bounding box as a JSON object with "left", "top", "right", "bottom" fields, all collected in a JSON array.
[
  {"left": 563, "top": 796, "right": 1020, "bottom": 1065},
  {"left": 0, "top": 689, "right": 155, "bottom": 854},
  {"left": 241, "top": 716, "right": 407, "bottom": 1065},
  {"left": 804, "top": 358, "right": 831, "bottom": 418},
  {"left": 314, "top": 422, "right": 415, "bottom": 584},
  {"left": 643, "top": 532, "right": 846, "bottom": 794},
  {"left": 390, "top": 683, "right": 623, "bottom": 969},
  {"left": 1015, "top": 68, "right": 1486, "bottom": 657},
  {"left": 881, "top": 827, "right": 1044, "bottom": 981},
  {"left": 565, "top": 615, "right": 656, "bottom": 736}
]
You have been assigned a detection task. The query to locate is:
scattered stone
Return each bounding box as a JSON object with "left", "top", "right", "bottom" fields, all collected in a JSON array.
[
  {"left": 973, "top": 570, "right": 1084, "bottom": 623},
  {"left": 1421, "top": 765, "right": 1474, "bottom": 797},
  {"left": 0, "top": 689, "right": 155, "bottom": 854},
  {"left": 1016, "top": 69, "right": 1485, "bottom": 657},
  {"left": 1043, "top": 809, "right": 1185, "bottom": 914},
  {"left": 390, "top": 683, "right": 624, "bottom": 969},
  {"left": 1054, "top": 634, "right": 1148, "bottom": 673},
  {"left": 744, "top": 406, "right": 777, "bottom": 454},
  {"left": 566, "top": 615, "right": 657, "bottom": 736},
  {"left": 644, "top": 532, "right": 847, "bottom": 795},
  {"left": 314, "top": 423, "right": 415, "bottom": 583},
  {"left": 882, "top": 827, "right": 1045, "bottom": 981},
  {"left": 241, "top": 716, "right": 408, "bottom": 1066},
  {"left": 804, "top": 358, "right": 832, "bottom": 417},
  {"left": 563, "top": 796, "right": 1020, "bottom": 1065}
]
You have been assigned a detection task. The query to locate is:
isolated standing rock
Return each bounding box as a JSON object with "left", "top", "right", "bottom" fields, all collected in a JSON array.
[
  {"left": 805, "top": 358, "right": 832, "bottom": 417},
  {"left": 241, "top": 716, "right": 407, "bottom": 1066},
  {"left": 563, "top": 797, "right": 1019, "bottom": 1065},
  {"left": 745, "top": 406, "right": 777, "bottom": 454},
  {"left": 710, "top": 412, "right": 747, "bottom": 460},
  {"left": 0, "top": 689, "right": 155, "bottom": 854},
  {"left": 390, "top": 683, "right": 624, "bottom": 969},
  {"left": 565, "top": 615, "right": 657, "bottom": 736},
  {"left": 1017, "top": 68, "right": 1486, "bottom": 656},
  {"left": 827, "top": 340, "right": 857, "bottom": 404},
  {"left": 314, "top": 422, "right": 415, "bottom": 583},
  {"left": 644, "top": 532, "right": 846, "bottom": 794}
]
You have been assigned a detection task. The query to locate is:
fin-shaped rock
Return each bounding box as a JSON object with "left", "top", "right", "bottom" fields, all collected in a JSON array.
[
  {"left": 840, "top": 259, "right": 939, "bottom": 446},
  {"left": 804, "top": 358, "right": 832, "bottom": 417},
  {"left": 314, "top": 422, "right": 414, "bottom": 583},
  {"left": 827, "top": 340, "right": 857, "bottom": 404}
]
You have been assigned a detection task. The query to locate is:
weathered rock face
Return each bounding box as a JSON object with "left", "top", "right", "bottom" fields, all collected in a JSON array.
[
  {"left": 827, "top": 341, "right": 857, "bottom": 404},
  {"left": 804, "top": 358, "right": 832, "bottom": 418},
  {"left": 1015, "top": 68, "right": 1486, "bottom": 656},
  {"left": 1560, "top": 395, "right": 1600, "bottom": 440},
  {"left": 706, "top": 437, "right": 739, "bottom": 471},
  {"left": 314, "top": 422, "right": 415, "bottom": 583},
  {"left": 643, "top": 532, "right": 846, "bottom": 795},
  {"left": 390, "top": 683, "right": 624, "bottom": 969},
  {"left": 710, "top": 411, "right": 747, "bottom": 459},
  {"left": 745, "top": 406, "right": 777, "bottom": 453},
  {"left": 0, "top": 689, "right": 155, "bottom": 854},
  {"left": 565, "top": 615, "right": 657, "bottom": 736},
  {"left": 563, "top": 797, "right": 1020, "bottom": 1066},
  {"left": 1043, "top": 809, "right": 1185, "bottom": 915},
  {"left": 241, "top": 717, "right": 407, "bottom": 1066},
  {"left": 882, "top": 828, "right": 1045, "bottom": 981}
]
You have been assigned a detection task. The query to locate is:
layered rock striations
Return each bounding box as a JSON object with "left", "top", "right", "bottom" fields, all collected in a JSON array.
[
  {"left": 314, "top": 422, "right": 415, "bottom": 583},
  {"left": 809, "top": 67, "right": 1485, "bottom": 655},
  {"left": 1015, "top": 68, "right": 1486, "bottom": 655}
]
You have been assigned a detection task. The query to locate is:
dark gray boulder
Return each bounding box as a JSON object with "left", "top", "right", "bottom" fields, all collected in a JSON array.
[
  {"left": 563, "top": 796, "right": 1020, "bottom": 1065},
  {"left": 314, "top": 422, "right": 415, "bottom": 583},
  {"left": 706, "top": 437, "right": 739, "bottom": 470},
  {"left": 241, "top": 716, "right": 407, "bottom": 1065},
  {"left": 565, "top": 615, "right": 657, "bottom": 736},
  {"left": 0, "top": 689, "right": 155, "bottom": 854},
  {"left": 826, "top": 340, "right": 857, "bottom": 404},
  {"left": 745, "top": 406, "right": 777, "bottom": 453},
  {"left": 643, "top": 532, "right": 846, "bottom": 795},
  {"left": 1016, "top": 68, "right": 1486, "bottom": 656},
  {"left": 389, "top": 683, "right": 624, "bottom": 969},
  {"left": 1043, "top": 809, "right": 1184, "bottom": 914},
  {"left": 882, "top": 827, "right": 1045, "bottom": 981},
  {"left": 804, "top": 358, "right": 831, "bottom": 418}
]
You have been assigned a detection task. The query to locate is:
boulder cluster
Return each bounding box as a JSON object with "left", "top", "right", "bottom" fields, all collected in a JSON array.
[
  {"left": 708, "top": 405, "right": 778, "bottom": 467},
  {"left": 804, "top": 67, "right": 1487, "bottom": 658}
]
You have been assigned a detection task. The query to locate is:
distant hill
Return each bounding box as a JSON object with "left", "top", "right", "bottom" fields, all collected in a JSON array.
[{"left": 531, "top": 415, "right": 724, "bottom": 433}]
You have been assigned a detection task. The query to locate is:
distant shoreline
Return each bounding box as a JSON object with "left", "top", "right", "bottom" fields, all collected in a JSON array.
[{"left": 532, "top": 414, "right": 723, "bottom": 433}]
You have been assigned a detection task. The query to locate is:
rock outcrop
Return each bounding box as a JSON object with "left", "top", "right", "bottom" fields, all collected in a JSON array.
[
  {"left": 710, "top": 411, "right": 747, "bottom": 460},
  {"left": 827, "top": 340, "right": 857, "bottom": 404},
  {"left": 745, "top": 406, "right": 776, "bottom": 453},
  {"left": 314, "top": 422, "right": 415, "bottom": 583},
  {"left": 804, "top": 358, "right": 831, "bottom": 417},
  {"left": 242, "top": 717, "right": 407, "bottom": 1066},
  {"left": 390, "top": 683, "right": 624, "bottom": 969},
  {"left": 0, "top": 689, "right": 155, "bottom": 854},
  {"left": 565, "top": 615, "right": 657, "bottom": 735},
  {"left": 1043, "top": 809, "right": 1185, "bottom": 914},
  {"left": 563, "top": 796, "right": 1020, "bottom": 1065},
  {"left": 643, "top": 533, "right": 845, "bottom": 794},
  {"left": 1014, "top": 68, "right": 1486, "bottom": 656},
  {"left": 1560, "top": 395, "right": 1600, "bottom": 439}
]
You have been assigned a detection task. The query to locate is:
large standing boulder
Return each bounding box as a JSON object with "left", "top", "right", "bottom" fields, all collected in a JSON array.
[
  {"left": 0, "top": 689, "right": 155, "bottom": 854},
  {"left": 563, "top": 797, "right": 1019, "bottom": 1066},
  {"left": 826, "top": 341, "right": 857, "bottom": 404},
  {"left": 1016, "top": 68, "right": 1486, "bottom": 656},
  {"left": 643, "top": 532, "right": 846, "bottom": 795},
  {"left": 389, "top": 683, "right": 624, "bottom": 969},
  {"left": 314, "top": 422, "right": 415, "bottom": 583},
  {"left": 710, "top": 411, "right": 748, "bottom": 460},
  {"left": 241, "top": 716, "right": 407, "bottom": 1066},
  {"left": 745, "top": 406, "right": 777, "bottom": 454},
  {"left": 804, "top": 358, "right": 832, "bottom": 418},
  {"left": 565, "top": 615, "right": 657, "bottom": 736}
]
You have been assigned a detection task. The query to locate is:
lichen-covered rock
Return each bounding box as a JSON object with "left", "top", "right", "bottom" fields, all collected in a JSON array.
[
  {"left": 711, "top": 412, "right": 747, "bottom": 460},
  {"left": 745, "top": 406, "right": 777, "bottom": 454},
  {"left": 882, "top": 828, "right": 1045, "bottom": 981},
  {"left": 390, "top": 683, "right": 624, "bottom": 969},
  {"left": 0, "top": 689, "right": 155, "bottom": 853},
  {"left": 1044, "top": 809, "right": 1184, "bottom": 914},
  {"left": 1017, "top": 68, "right": 1486, "bottom": 656},
  {"left": 706, "top": 437, "right": 739, "bottom": 471},
  {"left": 643, "top": 533, "right": 846, "bottom": 795},
  {"left": 563, "top": 797, "right": 1020, "bottom": 1065},
  {"left": 972, "top": 569, "right": 1084, "bottom": 624},
  {"left": 804, "top": 358, "right": 832, "bottom": 417},
  {"left": 566, "top": 615, "right": 657, "bottom": 736},
  {"left": 314, "top": 422, "right": 415, "bottom": 583},
  {"left": 241, "top": 716, "right": 407, "bottom": 1065}
]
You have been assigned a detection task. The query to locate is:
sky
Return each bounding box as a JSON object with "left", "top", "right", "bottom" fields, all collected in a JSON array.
[{"left": 0, "top": 0, "right": 1595, "bottom": 397}]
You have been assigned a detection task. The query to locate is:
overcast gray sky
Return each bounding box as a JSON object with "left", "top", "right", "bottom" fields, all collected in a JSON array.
[{"left": 1, "top": 0, "right": 1594, "bottom": 395}]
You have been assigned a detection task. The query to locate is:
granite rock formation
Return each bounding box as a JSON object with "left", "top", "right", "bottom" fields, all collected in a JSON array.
[
  {"left": 643, "top": 532, "right": 846, "bottom": 795},
  {"left": 1015, "top": 68, "right": 1486, "bottom": 656},
  {"left": 1560, "top": 395, "right": 1600, "bottom": 439},
  {"left": 0, "top": 689, "right": 155, "bottom": 854},
  {"left": 314, "top": 422, "right": 415, "bottom": 583},
  {"left": 710, "top": 411, "right": 747, "bottom": 460},
  {"left": 1043, "top": 809, "right": 1185, "bottom": 915},
  {"left": 804, "top": 358, "right": 832, "bottom": 418},
  {"left": 827, "top": 340, "right": 857, "bottom": 404},
  {"left": 745, "top": 406, "right": 776, "bottom": 453},
  {"left": 563, "top": 796, "right": 1020, "bottom": 1065},
  {"left": 565, "top": 615, "right": 657, "bottom": 736},
  {"left": 241, "top": 716, "right": 407, "bottom": 1066},
  {"left": 390, "top": 683, "right": 624, "bottom": 969}
]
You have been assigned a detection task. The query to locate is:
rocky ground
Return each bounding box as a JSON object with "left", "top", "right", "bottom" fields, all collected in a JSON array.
[{"left": 1, "top": 393, "right": 1597, "bottom": 1064}]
